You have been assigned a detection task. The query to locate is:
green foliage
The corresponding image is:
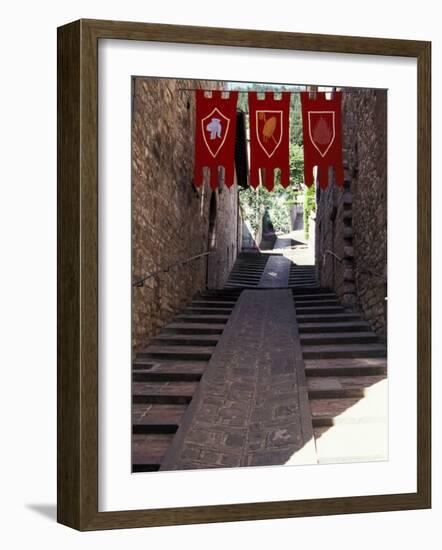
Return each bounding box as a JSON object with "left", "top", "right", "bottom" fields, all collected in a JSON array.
[
  {"left": 240, "top": 186, "right": 271, "bottom": 236},
  {"left": 303, "top": 183, "right": 316, "bottom": 239},
  {"left": 240, "top": 182, "right": 298, "bottom": 236},
  {"left": 267, "top": 198, "right": 291, "bottom": 234},
  {"left": 289, "top": 144, "right": 304, "bottom": 187}
]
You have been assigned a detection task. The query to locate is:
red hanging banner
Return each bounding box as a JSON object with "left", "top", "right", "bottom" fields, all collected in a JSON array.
[
  {"left": 193, "top": 90, "right": 238, "bottom": 190},
  {"left": 248, "top": 91, "right": 291, "bottom": 191},
  {"left": 300, "top": 91, "right": 344, "bottom": 189}
]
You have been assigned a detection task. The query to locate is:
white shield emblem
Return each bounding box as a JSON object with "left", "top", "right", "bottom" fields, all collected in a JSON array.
[{"left": 201, "top": 108, "right": 231, "bottom": 158}]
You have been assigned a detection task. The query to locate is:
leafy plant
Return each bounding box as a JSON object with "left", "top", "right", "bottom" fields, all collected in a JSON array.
[{"left": 303, "top": 183, "right": 316, "bottom": 239}]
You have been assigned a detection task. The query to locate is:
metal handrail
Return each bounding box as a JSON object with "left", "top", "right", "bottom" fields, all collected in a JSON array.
[
  {"left": 133, "top": 251, "right": 211, "bottom": 287},
  {"left": 322, "top": 250, "right": 343, "bottom": 266}
]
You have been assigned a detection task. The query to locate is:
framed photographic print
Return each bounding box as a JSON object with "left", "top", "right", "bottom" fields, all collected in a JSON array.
[{"left": 57, "top": 19, "right": 431, "bottom": 530}]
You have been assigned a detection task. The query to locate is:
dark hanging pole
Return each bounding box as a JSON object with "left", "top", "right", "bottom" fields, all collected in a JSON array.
[{"left": 177, "top": 85, "right": 387, "bottom": 93}]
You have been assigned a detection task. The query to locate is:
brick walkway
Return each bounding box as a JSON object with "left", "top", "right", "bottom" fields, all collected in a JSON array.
[{"left": 161, "top": 289, "right": 316, "bottom": 470}]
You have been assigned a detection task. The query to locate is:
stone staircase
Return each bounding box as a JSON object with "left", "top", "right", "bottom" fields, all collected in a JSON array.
[
  {"left": 292, "top": 287, "right": 388, "bottom": 463},
  {"left": 224, "top": 252, "right": 269, "bottom": 288},
  {"left": 132, "top": 287, "right": 242, "bottom": 472},
  {"left": 289, "top": 264, "right": 318, "bottom": 288},
  {"left": 133, "top": 248, "right": 388, "bottom": 471}
]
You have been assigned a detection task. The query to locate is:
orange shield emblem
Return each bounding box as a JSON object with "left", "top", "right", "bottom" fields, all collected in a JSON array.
[{"left": 256, "top": 110, "right": 283, "bottom": 158}]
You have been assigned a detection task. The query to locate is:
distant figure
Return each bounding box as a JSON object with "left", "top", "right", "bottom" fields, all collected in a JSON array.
[{"left": 206, "top": 118, "right": 222, "bottom": 140}]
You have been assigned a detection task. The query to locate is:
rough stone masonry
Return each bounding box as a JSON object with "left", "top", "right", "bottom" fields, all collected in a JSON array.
[
  {"left": 132, "top": 77, "right": 242, "bottom": 351},
  {"left": 315, "top": 89, "right": 387, "bottom": 340}
]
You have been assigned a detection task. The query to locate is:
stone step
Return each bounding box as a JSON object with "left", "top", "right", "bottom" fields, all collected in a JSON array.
[
  {"left": 309, "top": 388, "right": 365, "bottom": 399},
  {"left": 237, "top": 264, "right": 267, "bottom": 267},
  {"left": 292, "top": 287, "right": 329, "bottom": 295},
  {"left": 235, "top": 257, "right": 268, "bottom": 262},
  {"left": 224, "top": 283, "right": 258, "bottom": 288},
  {"left": 307, "top": 375, "right": 385, "bottom": 393},
  {"left": 151, "top": 334, "right": 220, "bottom": 347},
  {"left": 299, "top": 321, "right": 370, "bottom": 333},
  {"left": 133, "top": 380, "right": 198, "bottom": 404},
  {"left": 301, "top": 332, "right": 379, "bottom": 346},
  {"left": 305, "top": 358, "right": 387, "bottom": 377},
  {"left": 228, "top": 276, "right": 261, "bottom": 281},
  {"left": 296, "top": 305, "right": 345, "bottom": 314},
  {"left": 236, "top": 262, "right": 268, "bottom": 265},
  {"left": 310, "top": 396, "right": 360, "bottom": 418},
  {"left": 227, "top": 280, "right": 260, "bottom": 285},
  {"left": 175, "top": 314, "right": 230, "bottom": 323},
  {"left": 225, "top": 277, "right": 258, "bottom": 282},
  {"left": 197, "top": 294, "right": 241, "bottom": 301},
  {"left": 138, "top": 346, "right": 214, "bottom": 361},
  {"left": 297, "top": 313, "right": 361, "bottom": 323},
  {"left": 163, "top": 323, "right": 225, "bottom": 334},
  {"left": 233, "top": 265, "right": 267, "bottom": 270},
  {"left": 289, "top": 284, "right": 320, "bottom": 290},
  {"left": 132, "top": 403, "right": 186, "bottom": 433},
  {"left": 230, "top": 268, "right": 264, "bottom": 273},
  {"left": 226, "top": 279, "right": 260, "bottom": 288},
  {"left": 295, "top": 299, "right": 340, "bottom": 307},
  {"left": 191, "top": 300, "right": 237, "bottom": 308},
  {"left": 310, "top": 378, "right": 388, "bottom": 419},
  {"left": 229, "top": 271, "right": 262, "bottom": 275},
  {"left": 132, "top": 433, "right": 175, "bottom": 472},
  {"left": 184, "top": 306, "right": 233, "bottom": 314},
  {"left": 289, "top": 280, "right": 318, "bottom": 284},
  {"left": 231, "top": 273, "right": 265, "bottom": 276},
  {"left": 312, "top": 415, "right": 387, "bottom": 427},
  {"left": 293, "top": 293, "right": 336, "bottom": 301},
  {"left": 133, "top": 362, "right": 205, "bottom": 382},
  {"left": 303, "top": 343, "right": 387, "bottom": 359}
]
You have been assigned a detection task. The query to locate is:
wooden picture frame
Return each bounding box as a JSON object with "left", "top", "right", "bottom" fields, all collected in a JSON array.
[{"left": 57, "top": 19, "right": 431, "bottom": 531}]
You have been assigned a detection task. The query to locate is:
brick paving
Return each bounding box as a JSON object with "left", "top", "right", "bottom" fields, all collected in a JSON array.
[{"left": 160, "top": 289, "right": 316, "bottom": 470}]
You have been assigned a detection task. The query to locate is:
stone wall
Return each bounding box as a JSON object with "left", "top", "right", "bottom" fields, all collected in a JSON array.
[
  {"left": 132, "top": 77, "right": 240, "bottom": 351},
  {"left": 315, "top": 90, "right": 387, "bottom": 339}
]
